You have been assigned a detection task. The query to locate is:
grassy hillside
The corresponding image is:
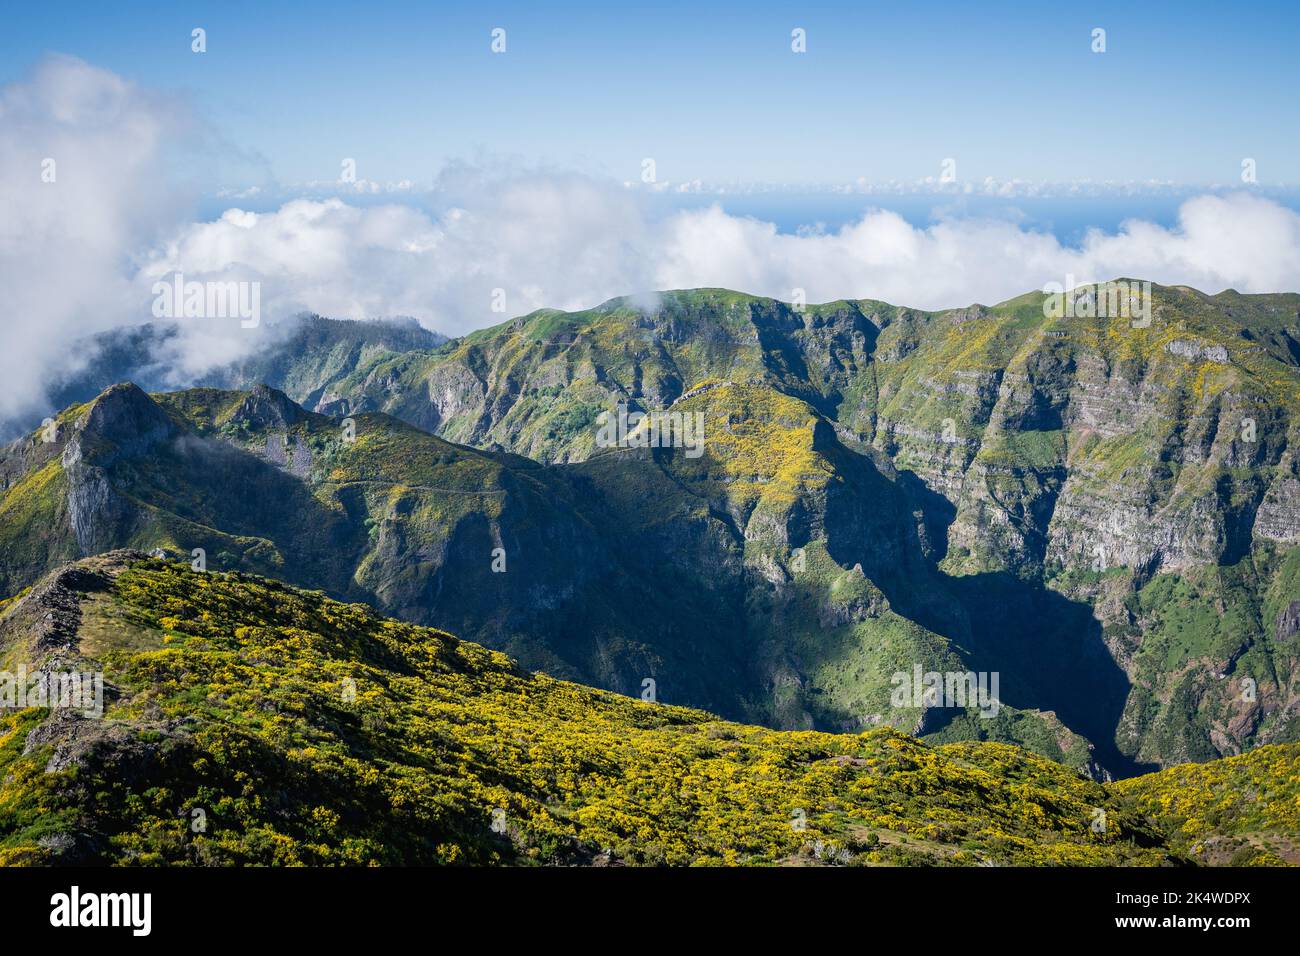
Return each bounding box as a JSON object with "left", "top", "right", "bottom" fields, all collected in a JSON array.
[
  {"left": 0, "top": 381, "right": 1116, "bottom": 768},
  {"left": 0, "top": 552, "right": 1238, "bottom": 866},
  {"left": 1114, "top": 744, "right": 1300, "bottom": 865}
]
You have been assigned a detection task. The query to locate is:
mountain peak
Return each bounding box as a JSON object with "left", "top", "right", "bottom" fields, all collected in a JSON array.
[
  {"left": 78, "top": 382, "right": 172, "bottom": 451},
  {"left": 228, "top": 384, "right": 308, "bottom": 431}
]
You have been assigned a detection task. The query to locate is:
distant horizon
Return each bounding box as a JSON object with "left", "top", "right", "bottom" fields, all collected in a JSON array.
[{"left": 196, "top": 182, "right": 1300, "bottom": 250}]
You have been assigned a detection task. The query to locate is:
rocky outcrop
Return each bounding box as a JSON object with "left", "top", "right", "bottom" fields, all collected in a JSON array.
[
  {"left": 57, "top": 385, "right": 173, "bottom": 556},
  {"left": 1165, "top": 338, "right": 1230, "bottom": 363},
  {"left": 230, "top": 384, "right": 307, "bottom": 430},
  {"left": 1256, "top": 476, "right": 1300, "bottom": 544},
  {"left": 1278, "top": 600, "right": 1300, "bottom": 641}
]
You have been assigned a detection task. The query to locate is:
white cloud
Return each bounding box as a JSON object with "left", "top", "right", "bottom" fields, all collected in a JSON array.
[
  {"left": 0, "top": 55, "right": 193, "bottom": 423},
  {"left": 147, "top": 182, "right": 1300, "bottom": 339},
  {"left": 652, "top": 192, "right": 1300, "bottom": 309},
  {"left": 136, "top": 172, "right": 664, "bottom": 357}
]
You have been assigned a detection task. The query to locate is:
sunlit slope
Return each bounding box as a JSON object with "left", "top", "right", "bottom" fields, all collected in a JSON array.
[
  {"left": 1114, "top": 743, "right": 1300, "bottom": 865},
  {"left": 0, "top": 553, "right": 1210, "bottom": 867}
]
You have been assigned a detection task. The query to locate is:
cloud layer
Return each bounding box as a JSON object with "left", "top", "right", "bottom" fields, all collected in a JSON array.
[
  {"left": 147, "top": 183, "right": 1300, "bottom": 334},
  {"left": 0, "top": 55, "right": 194, "bottom": 423},
  {"left": 6, "top": 56, "right": 1300, "bottom": 427}
]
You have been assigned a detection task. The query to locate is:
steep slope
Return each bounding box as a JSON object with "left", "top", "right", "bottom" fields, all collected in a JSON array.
[
  {"left": 1113, "top": 743, "right": 1300, "bottom": 865},
  {"left": 0, "top": 380, "right": 1121, "bottom": 771},
  {"left": 0, "top": 382, "right": 660, "bottom": 689},
  {"left": 0, "top": 552, "right": 1226, "bottom": 866},
  {"left": 303, "top": 290, "right": 887, "bottom": 460},
  {"left": 295, "top": 283, "right": 1300, "bottom": 772}
]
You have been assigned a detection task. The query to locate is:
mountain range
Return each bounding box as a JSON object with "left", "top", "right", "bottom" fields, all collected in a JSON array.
[{"left": 2, "top": 283, "right": 1299, "bottom": 789}]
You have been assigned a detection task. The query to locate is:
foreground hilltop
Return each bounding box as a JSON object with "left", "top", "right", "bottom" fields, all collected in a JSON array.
[{"left": 1, "top": 552, "right": 1296, "bottom": 866}]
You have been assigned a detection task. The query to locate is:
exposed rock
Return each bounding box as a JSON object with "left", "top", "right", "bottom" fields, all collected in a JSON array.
[
  {"left": 230, "top": 384, "right": 306, "bottom": 430},
  {"left": 0, "top": 562, "right": 112, "bottom": 655},
  {"left": 1278, "top": 601, "right": 1300, "bottom": 641},
  {"left": 1165, "top": 338, "right": 1229, "bottom": 363}
]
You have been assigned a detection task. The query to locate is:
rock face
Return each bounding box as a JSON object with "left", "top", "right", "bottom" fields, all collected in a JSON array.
[
  {"left": 1279, "top": 601, "right": 1300, "bottom": 641},
  {"left": 1256, "top": 476, "right": 1300, "bottom": 543},
  {"left": 61, "top": 384, "right": 173, "bottom": 558},
  {"left": 230, "top": 384, "right": 306, "bottom": 431},
  {"left": 1, "top": 283, "right": 1298, "bottom": 777},
  {"left": 62, "top": 449, "right": 120, "bottom": 558},
  {"left": 1165, "top": 338, "right": 1230, "bottom": 363}
]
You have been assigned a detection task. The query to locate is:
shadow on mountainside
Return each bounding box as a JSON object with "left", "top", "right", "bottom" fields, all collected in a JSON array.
[
  {"left": 823, "top": 444, "right": 1158, "bottom": 778},
  {"left": 936, "top": 572, "right": 1158, "bottom": 777}
]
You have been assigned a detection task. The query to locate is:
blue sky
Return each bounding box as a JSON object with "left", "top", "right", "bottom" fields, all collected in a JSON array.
[{"left": 4, "top": 0, "right": 1299, "bottom": 191}]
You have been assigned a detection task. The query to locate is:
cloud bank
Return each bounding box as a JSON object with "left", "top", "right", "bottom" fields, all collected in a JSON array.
[
  {"left": 0, "top": 55, "right": 195, "bottom": 423},
  {"left": 5, "top": 56, "right": 1300, "bottom": 427},
  {"left": 142, "top": 183, "right": 1300, "bottom": 340},
  {"left": 148, "top": 186, "right": 1300, "bottom": 330}
]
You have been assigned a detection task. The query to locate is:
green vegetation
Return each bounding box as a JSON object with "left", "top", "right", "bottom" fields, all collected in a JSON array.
[
  {"left": 0, "top": 555, "right": 1219, "bottom": 867},
  {"left": 1114, "top": 744, "right": 1300, "bottom": 865}
]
